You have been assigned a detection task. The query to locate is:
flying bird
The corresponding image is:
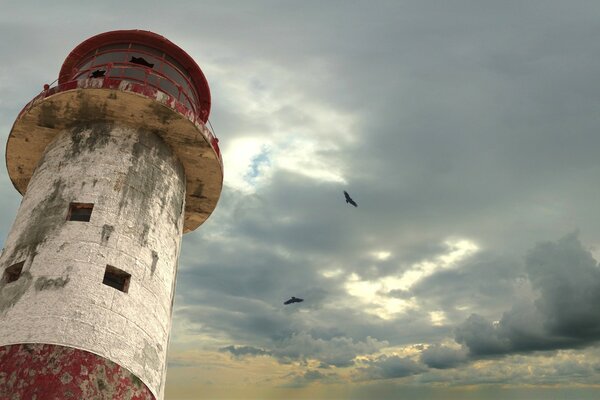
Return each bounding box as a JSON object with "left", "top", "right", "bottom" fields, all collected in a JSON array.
[
  {"left": 344, "top": 191, "right": 358, "bottom": 207},
  {"left": 284, "top": 296, "right": 304, "bottom": 305}
]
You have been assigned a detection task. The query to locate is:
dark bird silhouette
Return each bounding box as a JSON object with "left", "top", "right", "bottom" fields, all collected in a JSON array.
[
  {"left": 344, "top": 191, "right": 358, "bottom": 207},
  {"left": 130, "top": 56, "right": 154, "bottom": 68},
  {"left": 284, "top": 296, "right": 304, "bottom": 305}
]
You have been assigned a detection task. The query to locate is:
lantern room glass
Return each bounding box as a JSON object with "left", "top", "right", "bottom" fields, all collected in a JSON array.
[{"left": 69, "top": 43, "right": 199, "bottom": 115}]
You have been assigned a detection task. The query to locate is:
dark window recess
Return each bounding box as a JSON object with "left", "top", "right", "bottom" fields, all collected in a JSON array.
[
  {"left": 3, "top": 261, "right": 24, "bottom": 284},
  {"left": 67, "top": 203, "right": 94, "bottom": 222},
  {"left": 103, "top": 265, "right": 131, "bottom": 293},
  {"left": 90, "top": 69, "right": 106, "bottom": 78},
  {"left": 130, "top": 56, "right": 154, "bottom": 68}
]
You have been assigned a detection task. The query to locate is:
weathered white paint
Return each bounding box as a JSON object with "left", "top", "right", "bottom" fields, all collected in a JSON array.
[{"left": 0, "top": 124, "right": 185, "bottom": 399}]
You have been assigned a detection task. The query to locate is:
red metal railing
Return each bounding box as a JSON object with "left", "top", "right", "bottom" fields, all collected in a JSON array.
[
  {"left": 16, "top": 72, "right": 222, "bottom": 165},
  {"left": 73, "top": 62, "right": 200, "bottom": 117},
  {"left": 69, "top": 43, "right": 201, "bottom": 114}
]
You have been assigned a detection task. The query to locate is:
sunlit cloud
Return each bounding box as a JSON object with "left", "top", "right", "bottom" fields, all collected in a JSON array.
[
  {"left": 392, "top": 239, "right": 479, "bottom": 292},
  {"left": 223, "top": 138, "right": 273, "bottom": 193},
  {"left": 372, "top": 251, "right": 392, "bottom": 261},
  {"left": 345, "top": 273, "right": 418, "bottom": 319},
  {"left": 206, "top": 59, "right": 354, "bottom": 193},
  {"left": 429, "top": 311, "right": 447, "bottom": 326},
  {"left": 345, "top": 239, "right": 479, "bottom": 319},
  {"left": 321, "top": 268, "right": 344, "bottom": 278}
]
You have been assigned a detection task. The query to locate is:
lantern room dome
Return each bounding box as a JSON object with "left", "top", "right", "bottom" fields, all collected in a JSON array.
[{"left": 58, "top": 29, "right": 211, "bottom": 122}]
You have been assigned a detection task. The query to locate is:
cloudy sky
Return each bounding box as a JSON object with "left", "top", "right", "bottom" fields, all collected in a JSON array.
[{"left": 3, "top": 1, "right": 600, "bottom": 399}]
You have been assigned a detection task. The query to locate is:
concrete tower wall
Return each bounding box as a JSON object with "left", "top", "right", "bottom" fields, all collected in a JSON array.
[{"left": 0, "top": 123, "right": 185, "bottom": 398}]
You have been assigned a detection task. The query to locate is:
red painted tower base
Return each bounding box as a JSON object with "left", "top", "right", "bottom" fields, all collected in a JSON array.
[{"left": 0, "top": 344, "right": 155, "bottom": 400}]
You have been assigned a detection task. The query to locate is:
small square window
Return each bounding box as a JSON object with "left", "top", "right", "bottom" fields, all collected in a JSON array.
[
  {"left": 103, "top": 265, "right": 131, "bottom": 293},
  {"left": 3, "top": 261, "right": 24, "bottom": 284},
  {"left": 68, "top": 203, "right": 94, "bottom": 222}
]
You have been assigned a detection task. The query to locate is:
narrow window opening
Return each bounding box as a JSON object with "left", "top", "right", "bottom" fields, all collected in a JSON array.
[
  {"left": 103, "top": 265, "right": 131, "bottom": 293},
  {"left": 68, "top": 202, "right": 94, "bottom": 222},
  {"left": 3, "top": 261, "right": 24, "bottom": 284}
]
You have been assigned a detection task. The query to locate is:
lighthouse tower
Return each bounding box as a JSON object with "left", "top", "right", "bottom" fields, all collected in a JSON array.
[{"left": 0, "top": 30, "right": 222, "bottom": 399}]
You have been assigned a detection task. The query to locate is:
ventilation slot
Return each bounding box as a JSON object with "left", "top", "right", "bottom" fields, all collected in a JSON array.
[
  {"left": 102, "top": 265, "right": 131, "bottom": 293},
  {"left": 68, "top": 202, "right": 94, "bottom": 222}
]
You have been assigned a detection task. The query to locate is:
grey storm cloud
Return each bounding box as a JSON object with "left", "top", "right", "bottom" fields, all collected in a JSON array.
[
  {"left": 219, "top": 345, "right": 271, "bottom": 358},
  {"left": 217, "top": 332, "right": 387, "bottom": 368},
  {"left": 281, "top": 369, "right": 339, "bottom": 388},
  {"left": 270, "top": 332, "right": 385, "bottom": 367},
  {"left": 407, "top": 252, "right": 525, "bottom": 323},
  {"left": 357, "top": 355, "right": 425, "bottom": 381},
  {"left": 455, "top": 234, "right": 600, "bottom": 357},
  {"left": 455, "top": 314, "right": 512, "bottom": 356},
  {"left": 420, "top": 344, "right": 468, "bottom": 369}
]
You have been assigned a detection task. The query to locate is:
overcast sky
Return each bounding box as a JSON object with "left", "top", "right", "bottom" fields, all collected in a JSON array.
[{"left": 3, "top": 1, "right": 600, "bottom": 399}]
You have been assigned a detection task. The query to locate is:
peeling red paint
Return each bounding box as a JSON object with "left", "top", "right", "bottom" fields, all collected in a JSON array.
[{"left": 0, "top": 343, "right": 155, "bottom": 400}]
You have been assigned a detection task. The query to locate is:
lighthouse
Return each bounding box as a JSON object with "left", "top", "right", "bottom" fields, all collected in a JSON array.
[{"left": 0, "top": 30, "right": 223, "bottom": 399}]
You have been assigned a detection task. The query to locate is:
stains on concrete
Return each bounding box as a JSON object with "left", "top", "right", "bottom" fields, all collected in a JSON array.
[
  {"left": 4, "top": 178, "right": 67, "bottom": 269},
  {"left": 38, "top": 101, "right": 59, "bottom": 129},
  {"left": 186, "top": 203, "right": 208, "bottom": 217},
  {"left": 140, "top": 224, "right": 149, "bottom": 246},
  {"left": 170, "top": 185, "right": 185, "bottom": 229},
  {"left": 69, "top": 124, "right": 111, "bottom": 158},
  {"left": 101, "top": 225, "right": 114, "bottom": 245},
  {"left": 0, "top": 271, "right": 33, "bottom": 314},
  {"left": 139, "top": 341, "right": 159, "bottom": 371},
  {"left": 169, "top": 270, "right": 177, "bottom": 314},
  {"left": 131, "top": 374, "right": 144, "bottom": 388},
  {"left": 34, "top": 275, "right": 70, "bottom": 291},
  {"left": 71, "top": 90, "right": 109, "bottom": 126},
  {"left": 149, "top": 103, "right": 174, "bottom": 125},
  {"left": 0, "top": 343, "right": 155, "bottom": 400},
  {"left": 190, "top": 183, "right": 205, "bottom": 199},
  {"left": 97, "top": 375, "right": 107, "bottom": 391},
  {"left": 113, "top": 173, "right": 126, "bottom": 192},
  {"left": 150, "top": 251, "right": 158, "bottom": 275},
  {"left": 147, "top": 129, "right": 177, "bottom": 162},
  {"left": 61, "top": 372, "right": 73, "bottom": 384},
  {"left": 117, "top": 129, "right": 185, "bottom": 233}
]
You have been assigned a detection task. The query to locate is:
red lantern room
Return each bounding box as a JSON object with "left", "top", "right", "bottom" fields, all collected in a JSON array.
[{"left": 58, "top": 30, "right": 212, "bottom": 122}]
